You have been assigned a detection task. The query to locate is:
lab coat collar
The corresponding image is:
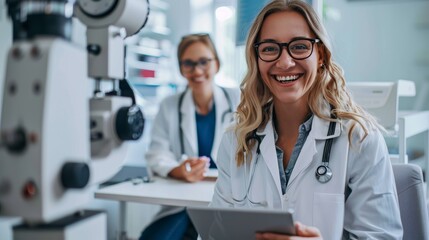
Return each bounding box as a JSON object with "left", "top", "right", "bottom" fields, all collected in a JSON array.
[
  {"left": 287, "top": 114, "right": 342, "bottom": 191},
  {"left": 254, "top": 105, "right": 342, "bottom": 140},
  {"left": 179, "top": 85, "right": 231, "bottom": 158},
  {"left": 256, "top": 120, "right": 283, "bottom": 197},
  {"left": 310, "top": 115, "right": 342, "bottom": 140},
  {"left": 212, "top": 85, "right": 231, "bottom": 160},
  {"left": 253, "top": 106, "right": 342, "bottom": 197},
  {"left": 180, "top": 89, "right": 198, "bottom": 155}
]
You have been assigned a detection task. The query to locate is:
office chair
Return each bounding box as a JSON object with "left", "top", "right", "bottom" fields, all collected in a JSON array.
[{"left": 392, "top": 164, "right": 429, "bottom": 240}]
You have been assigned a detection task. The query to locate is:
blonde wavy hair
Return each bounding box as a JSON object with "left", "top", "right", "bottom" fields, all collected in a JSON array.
[{"left": 234, "top": 0, "right": 380, "bottom": 166}]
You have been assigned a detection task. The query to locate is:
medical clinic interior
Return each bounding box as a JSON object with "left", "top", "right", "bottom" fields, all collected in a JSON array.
[{"left": 0, "top": 0, "right": 429, "bottom": 239}]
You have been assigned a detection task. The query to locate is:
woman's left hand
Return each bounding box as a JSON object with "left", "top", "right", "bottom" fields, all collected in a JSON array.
[{"left": 255, "top": 222, "right": 322, "bottom": 240}]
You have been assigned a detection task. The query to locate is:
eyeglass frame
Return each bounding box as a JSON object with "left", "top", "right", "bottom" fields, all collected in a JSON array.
[
  {"left": 253, "top": 37, "right": 321, "bottom": 62},
  {"left": 179, "top": 58, "right": 215, "bottom": 73}
]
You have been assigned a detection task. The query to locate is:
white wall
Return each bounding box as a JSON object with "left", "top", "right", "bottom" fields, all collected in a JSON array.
[
  {"left": 166, "top": 0, "right": 192, "bottom": 46},
  {"left": 324, "top": 0, "right": 429, "bottom": 110},
  {"left": 167, "top": 0, "right": 214, "bottom": 44}
]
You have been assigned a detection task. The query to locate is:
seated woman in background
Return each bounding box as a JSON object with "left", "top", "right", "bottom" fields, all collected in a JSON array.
[
  {"left": 140, "top": 33, "right": 240, "bottom": 240},
  {"left": 210, "top": 0, "right": 403, "bottom": 239}
]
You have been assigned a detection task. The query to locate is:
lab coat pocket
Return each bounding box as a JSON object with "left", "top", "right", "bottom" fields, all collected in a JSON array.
[
  {"left": 313, "top": 193, "right": 344, "bottom": 240},
  {"left": 231, "top": 155, "right": 268, "bottom": 208},
  {"left": 231, "top": 180, "right": 268, "bottom": 208},
  {"left": 231, "top": 187, "right": 247, "bottom": 207},
  {"left": 231, "top": 188, "right": 268, "bottom": 208},
  {"left": 246, "top": 186, "right": 268, "bottom": 208}
]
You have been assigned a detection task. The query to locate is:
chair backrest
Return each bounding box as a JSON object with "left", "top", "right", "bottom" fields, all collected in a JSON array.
[{"left": 392, "top": 164, "right": 429, "bottom": 240}]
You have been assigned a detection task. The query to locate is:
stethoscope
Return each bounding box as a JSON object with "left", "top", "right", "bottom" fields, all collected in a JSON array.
[
  {"left": 177, "top": 87, "right": 233, "bottom": 155},
  {"left": 249, "top": 112, "right": 337, "bottom": 184},
  {"left": 231, "top": 133, "right": 265, "bottom": 204},
  {"left": 315, "top": 116, "right": 336, "bottom": 183},
  {"left": 231, "top": 112, "right": 337, "bottom": 204}
]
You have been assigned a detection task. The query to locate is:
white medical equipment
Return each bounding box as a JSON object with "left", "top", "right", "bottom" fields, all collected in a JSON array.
[
  {"left": 349, "top": 80, "right": 429, "bottom": 197},
  {"left": 0, "top": 0, "right": 149, "bottom": 239},
  {"left": 348, "top": 80, "right": 417, "bottom": 162},
  {"left": 347, "top": 80, "right": 416, "bottom": 132}
]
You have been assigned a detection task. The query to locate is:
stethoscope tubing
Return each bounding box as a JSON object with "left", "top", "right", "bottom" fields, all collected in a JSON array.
[
  {"left": 316, "top": 111, "right": 337, "bottom": 183},
  {"left": 238, "top": 111, "right": 338, "bottom": 203},
  {"left": 231, "top": 151, "right": 264, "bottom": 204}
]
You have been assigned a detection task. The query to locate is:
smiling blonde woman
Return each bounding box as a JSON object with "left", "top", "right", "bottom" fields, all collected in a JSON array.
[{"left": 210, "top": 1, "right": 403, "bottom": 239}]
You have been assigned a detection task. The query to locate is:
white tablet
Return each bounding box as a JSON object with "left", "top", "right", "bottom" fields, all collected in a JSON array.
[{"left": 187, "top": 206, "right": 295, "bottom": 240}]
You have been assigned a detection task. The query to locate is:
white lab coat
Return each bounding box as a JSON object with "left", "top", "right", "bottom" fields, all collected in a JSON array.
[
  {"left": 145, "top": 85, "right": 240, "bottom": 221},
  {"left": 210, "top": 112, "right": 403, "bottom": 239}
]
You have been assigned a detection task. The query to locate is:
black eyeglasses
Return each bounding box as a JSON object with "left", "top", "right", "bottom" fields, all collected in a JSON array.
[
  {"left": 180, "top": 58, "right": 213, "bottom": 73},
  {"left": 254, "top": 37, "right": 320, "bottom": 62}
]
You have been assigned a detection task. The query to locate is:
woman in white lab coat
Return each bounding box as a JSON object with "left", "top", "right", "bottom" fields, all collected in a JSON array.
[
  {"left": 210, "top": 1, "right": 403, "bottom": 239},
  {"left": 140, "top": 34, "right": 239, "bottom": 240}
]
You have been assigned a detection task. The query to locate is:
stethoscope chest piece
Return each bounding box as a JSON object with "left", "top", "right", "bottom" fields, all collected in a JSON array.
[
  {"left": 315, "top": 114, "right": 337, "bottom": 184},
  {"left": 315, "top": 163, "right": 332, "bottom": 183}
]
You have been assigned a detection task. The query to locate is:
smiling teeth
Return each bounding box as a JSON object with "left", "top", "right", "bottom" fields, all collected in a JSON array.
[{"left": 275, "top": 75, "right": 299, "bottom": 82}]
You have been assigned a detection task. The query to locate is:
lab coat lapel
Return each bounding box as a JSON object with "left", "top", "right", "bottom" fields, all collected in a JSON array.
[
  {"left": 288, "top": 115, "right": 341, "bottom": 186},
  {"left": 287, "top": 133, "right": 317, "bottom": 186},
  {"left": 258, "top": 120, "right": 283, "bottom": 197},
  {"left": 180, "top": 90, "right": 198, "bottom": 156},
  {"left": 310, "top": 115, "right": 341, "bottom": 140},
  {"left": 211, "top": 86, "right": 229, "bottom": 161}
]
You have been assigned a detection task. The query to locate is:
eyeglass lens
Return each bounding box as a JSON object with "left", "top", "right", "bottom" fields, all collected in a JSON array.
[
  {"left": 181, "top": 58, "right": 212, "bottom": 72},
  {"left": 257, "top": 39, "right": 316, "bottom": 61}
]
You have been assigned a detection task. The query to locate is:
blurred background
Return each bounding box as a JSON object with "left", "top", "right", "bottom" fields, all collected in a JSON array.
[{"left": 0, "top": 0, "right": 428, "bottom": 238}]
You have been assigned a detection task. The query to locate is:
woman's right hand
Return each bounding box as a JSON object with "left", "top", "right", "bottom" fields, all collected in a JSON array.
[{"left": 168, "top": 157, "right": 209, "bottom": 182}]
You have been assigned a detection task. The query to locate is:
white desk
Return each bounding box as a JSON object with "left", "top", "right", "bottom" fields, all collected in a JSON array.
[
  {"left": 95, "top": 176, "right": 216, "bottom": 239},
  {"left": 95, "top": 176, "right": 215, "bottom": 206}
]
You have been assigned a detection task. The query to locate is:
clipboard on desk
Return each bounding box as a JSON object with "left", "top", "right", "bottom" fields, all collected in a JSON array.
[
  {"left": 187, "top": 206, "right": 295, "bottom": 240},
  {"left": 103, "top": 165, "right": 150, "bottom": 185}
]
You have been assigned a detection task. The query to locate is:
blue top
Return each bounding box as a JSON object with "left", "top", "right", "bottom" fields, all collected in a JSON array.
[{"left": 196, "top": 104, "right": 217, "bottom": 168}]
